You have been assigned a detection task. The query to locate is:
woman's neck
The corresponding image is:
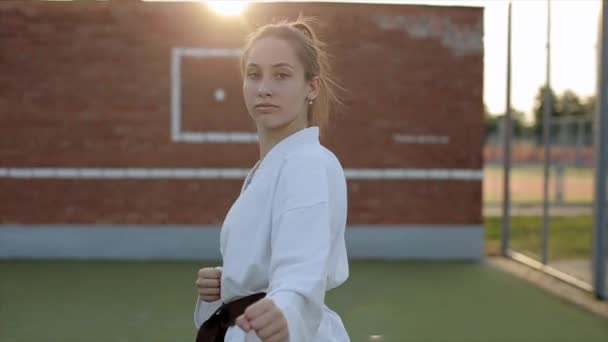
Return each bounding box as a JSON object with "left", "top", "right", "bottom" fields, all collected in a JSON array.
[{"left": 257, "top": 120, "right": 308, "bottom": 160}]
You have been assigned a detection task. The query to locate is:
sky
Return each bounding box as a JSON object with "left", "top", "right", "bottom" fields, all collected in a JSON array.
[
  {"left": 482, "top": 0, "right": 601, "bottom": 120},
  {"left": 77, "top": 0, "right": 605, "bottom": 122},
  {"left": 283, "top": 0, "right": 603, "bottom": 121}
]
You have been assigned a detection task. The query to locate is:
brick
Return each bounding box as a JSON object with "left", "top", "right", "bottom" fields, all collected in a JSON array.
[{"left": 0, "top": 1, "right": 483, "bottom": 225}]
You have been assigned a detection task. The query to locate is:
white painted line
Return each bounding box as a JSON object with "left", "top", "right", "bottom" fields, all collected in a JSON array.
[
  {"left": 393, "top": 134, "right": 450, "bottom": 144},
  {"left": 403, "top": 169, "right": 428, "bottom": 178},
  {"left": 80, "top": 169, "right": 101, "bottom": 178},
  {"left": 383, "top": 169, "right": 407, "bottom": 179},
  {"left": 177, "top": 132, "right": 258, "bottom": 143},
  {"left": 219, "top": 168, "right": 249, "bottom": 179},
  {"left": 101, "top": 169, "right": 123, "bottom": 178},
  {"left": 171, "top": 47, "right": 257, "bottom": 144},
  {"left": 59, "top": 169, "right": 80, "bottom": 178},
  {"left": 148, "top": 169, "right": 168, "bottom": 178},
  {"left": 343, "top": 169, "right": 376, "bottom": 179},
  {"left": 427, "top": 169, "right": 450, "bottom": 180},
  {"left": 0, "top": 168, "right": 482, "bottom": 180},
  {"left": 197, "top": 169, "right": 220, "bottom": 178},
  {"left": 176, "top": 47, "right": 242, "bottom": 58},
  {"left": 449, "top": 169, "right": 470, "bottom": 179},
  {"left": 229, "top": 132, "right": 259, "bottom": 143},
  {"left": 172, "top": 169, "right": 201, "bottom": 178},
  {"left": 126, "top": 168, "right": 147, "bottom": 178}
]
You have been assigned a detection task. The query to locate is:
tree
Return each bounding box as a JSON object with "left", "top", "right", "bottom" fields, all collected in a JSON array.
[
  {"left": 558, "top": 89, "right": 587, "bottom": 117},
  {"left": 532, "top": 87, "right": 592, "bottom": 143},
  {"left": 485, "top": 108, "right": 530, "bottom": 142},
  {"left": 533, "top": 85, "right": 560, "bottom": 142},
  {"left": 583, "top": 95, "right": 597, "bottom": 117}
]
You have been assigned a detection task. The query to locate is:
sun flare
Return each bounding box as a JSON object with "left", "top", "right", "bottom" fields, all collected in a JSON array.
[{"left": 205, "top": 1, "right": 248, "bottom": 16}]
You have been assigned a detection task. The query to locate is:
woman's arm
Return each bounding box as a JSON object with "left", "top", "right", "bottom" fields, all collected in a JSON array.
[
  {"left": 193, "top": 266, "right": 223, "bottom": 328},
  {"left": 266, "top": 154, "right": 332, "bottom": 341}
]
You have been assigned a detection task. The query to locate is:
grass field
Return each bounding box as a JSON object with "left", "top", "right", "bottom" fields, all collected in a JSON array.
[
  {"left": 485, "top": 215, "right": 593, "bottom": 260},
  {"left": 1, "top": 260, "right": 607, "bottom": 342},
  {"left": 484, "top": 166, "right": 594, "bottom": 204}
]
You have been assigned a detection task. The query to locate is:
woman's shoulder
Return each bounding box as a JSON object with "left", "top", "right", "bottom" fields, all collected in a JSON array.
[
  {"left": 280, "top": 144, "right": 344, "bottom": 177},
  {"left": 283, "top": 143, "right": 341, "bottom": 165}
]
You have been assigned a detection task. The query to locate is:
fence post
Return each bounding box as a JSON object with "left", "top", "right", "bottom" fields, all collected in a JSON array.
[
  {"left": 501, "top": 1, "right": 513, "bottom": 257},
  {"left": 592, "top": 0, "right": 607, "bottom": 300},
  {"left": 541, "top": 0, "right": 553, "bottom": 265}
]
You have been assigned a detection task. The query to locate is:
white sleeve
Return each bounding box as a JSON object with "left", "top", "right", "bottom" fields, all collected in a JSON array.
[
  {"left": 267, "top": 155, "right": 331, "bottom": 342},
  {"left": 225, "top": 326, "right": 263, "bottom": 342},
  {"left": 193, "top": 297, "right": 222, "bottom": 328}
]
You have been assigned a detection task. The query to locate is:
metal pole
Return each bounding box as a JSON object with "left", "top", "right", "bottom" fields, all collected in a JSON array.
[
  {"left": 592, "top": 0, "right": 607, "bottom": 301},
  {"left": 541, "top": 0, "right": 553, "bottom": 265},
  {"left": 501, "top": 0, "right": 513, "bottom": 257}
]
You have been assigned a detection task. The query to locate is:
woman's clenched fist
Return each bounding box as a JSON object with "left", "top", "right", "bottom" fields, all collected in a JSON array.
[
  {"left": 195, "top": 267, "right": 222, "bottom": 302},
  {"left": 236, "top": 298, "right": 288, "bottom": 342}
]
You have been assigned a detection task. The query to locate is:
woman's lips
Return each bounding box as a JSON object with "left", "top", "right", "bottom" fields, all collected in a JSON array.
[{"left": 255, "top": 105, "right": 278, "bottom": 112}]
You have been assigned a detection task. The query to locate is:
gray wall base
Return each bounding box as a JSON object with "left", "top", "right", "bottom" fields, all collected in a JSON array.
[{"left": 0, "top": 225, "right": 483, "bottom": 260}]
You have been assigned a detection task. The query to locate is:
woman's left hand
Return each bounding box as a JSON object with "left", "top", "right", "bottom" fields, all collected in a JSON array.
[{"left": 235, "top": 298, "right": 288, "bottom": 342}]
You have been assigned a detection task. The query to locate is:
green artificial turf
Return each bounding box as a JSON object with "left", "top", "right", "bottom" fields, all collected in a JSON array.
[{"left": 1, "top": 260, "right": 606, "bottom": 342}]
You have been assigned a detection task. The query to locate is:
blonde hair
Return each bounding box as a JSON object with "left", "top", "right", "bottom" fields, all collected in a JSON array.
[{"left": 240, "top": 16, "right": 343, "bottom": 137}]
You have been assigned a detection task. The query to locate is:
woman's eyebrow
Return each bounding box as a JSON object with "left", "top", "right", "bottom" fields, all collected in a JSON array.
[
  {"left": 247, "top": 62, "right": 294, "bottom": 69},
  {"left": 271, "top": 62, "right": 294, "bottom": 69}
]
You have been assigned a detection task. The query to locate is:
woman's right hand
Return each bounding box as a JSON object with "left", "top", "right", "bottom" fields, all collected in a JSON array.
[{"left": 196, "top": 267, "right": 222, "bottom": 302}]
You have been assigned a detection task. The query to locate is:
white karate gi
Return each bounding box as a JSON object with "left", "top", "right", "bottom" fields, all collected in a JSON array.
[{"left": 194, "top": 127, "right": 350, "bottom": 342}]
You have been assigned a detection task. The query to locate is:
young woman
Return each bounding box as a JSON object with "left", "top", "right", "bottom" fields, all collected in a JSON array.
[{"left": 194, "top": 18, "right": 349, "bottom": 342}]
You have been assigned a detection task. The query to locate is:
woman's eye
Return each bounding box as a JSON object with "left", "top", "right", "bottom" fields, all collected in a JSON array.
[
  {"left": 276, "top": 73, "right": 289, "bottom": 79},
  {"left": 247, "top": 72, "right": 259, "bottom": 79}
]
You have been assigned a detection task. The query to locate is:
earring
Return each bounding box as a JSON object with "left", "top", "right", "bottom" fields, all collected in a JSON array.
[{"left": 308, "top": 99, "right": 314, "bottom": 105}]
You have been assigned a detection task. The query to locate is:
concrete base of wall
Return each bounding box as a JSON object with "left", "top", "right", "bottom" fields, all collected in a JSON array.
[{"left": 0, "top": 225, "right": 483, "bottom": 260}]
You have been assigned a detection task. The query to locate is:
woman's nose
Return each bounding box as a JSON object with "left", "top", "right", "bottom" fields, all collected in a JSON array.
[{"left": 257, "top": 79, "right": 272, "bottom": 97}]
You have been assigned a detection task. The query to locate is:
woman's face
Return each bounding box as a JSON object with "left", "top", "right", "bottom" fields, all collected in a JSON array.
[{"left": 243, "top": 37, "right": 316, "bottom": 132}]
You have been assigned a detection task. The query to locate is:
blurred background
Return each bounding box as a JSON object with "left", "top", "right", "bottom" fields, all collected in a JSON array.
[
  {"left": 0, "top": 0, "right": 607, "bottom": 341},
  {"left": 482, "top": 0, "right": 606, "bottom": 299}
]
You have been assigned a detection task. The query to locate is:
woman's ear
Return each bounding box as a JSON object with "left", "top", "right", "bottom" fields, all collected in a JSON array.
[{"left": 307, "top": 76, "right": 321, "bottom": 101}]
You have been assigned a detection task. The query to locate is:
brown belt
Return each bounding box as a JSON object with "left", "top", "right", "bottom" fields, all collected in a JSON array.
[{"left": 195, "top": 292, "right": 266, "bottom": 342}]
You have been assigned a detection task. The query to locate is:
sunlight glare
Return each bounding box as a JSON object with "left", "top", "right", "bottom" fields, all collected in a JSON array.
[{"left": 205, "top": 1, "right": 248, "bottom": 16}]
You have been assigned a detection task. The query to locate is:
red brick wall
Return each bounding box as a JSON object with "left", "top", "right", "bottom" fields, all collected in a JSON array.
[{"left": 0, "top": 1, "right": 483, "bottom": 225}]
